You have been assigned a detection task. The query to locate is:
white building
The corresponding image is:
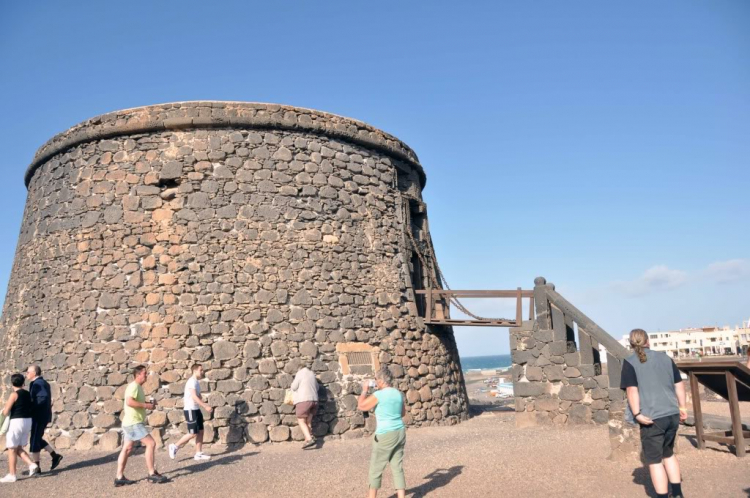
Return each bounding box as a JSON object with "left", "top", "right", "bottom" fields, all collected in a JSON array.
[{"left": 618, "top": 321, "right": 750, "bottom": 359}]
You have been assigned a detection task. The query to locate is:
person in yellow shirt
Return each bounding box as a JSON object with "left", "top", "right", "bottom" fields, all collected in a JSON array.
[{"left": 115, "top": 365, "right": 168, "bottom": 486}]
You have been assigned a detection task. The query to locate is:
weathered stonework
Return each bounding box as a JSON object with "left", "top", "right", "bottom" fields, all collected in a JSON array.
[
  {"left": 511, "top": 279, "right": 611, "bottom": 428},
  {"left": 0, "top": 101, "right": 468, "bottom": 450}
]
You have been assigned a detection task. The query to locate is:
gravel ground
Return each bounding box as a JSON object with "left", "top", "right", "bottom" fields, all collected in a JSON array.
[{"left": 2, "top": 412, "right": 748, "bottom": 498}]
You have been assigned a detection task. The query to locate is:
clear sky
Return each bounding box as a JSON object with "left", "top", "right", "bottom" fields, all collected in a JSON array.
[{"left": 1, "top": 1, "right": 748, "bottom": 357}]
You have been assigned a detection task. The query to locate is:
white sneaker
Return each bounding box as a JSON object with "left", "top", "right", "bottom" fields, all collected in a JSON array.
[
  {"left": 0, "top": 474, "right": 17, "bottom": 483},
  {"left": 194, "top": 453, "right": 211, "bottom": 461},
  {"left": 168, "top": 444, "right": 178, "bottom": 460},
  {"left": 28, "top": 464, "right": 40, "bottom": 476}
]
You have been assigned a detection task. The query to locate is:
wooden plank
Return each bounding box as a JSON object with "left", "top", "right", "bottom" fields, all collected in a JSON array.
[
  {"left": 726, "top": 370, "right": 746, "bottom": 457},
  {"left": 690, "top": 371, "right": 706, "bottom": 450},
  {"left": 564, "top": 312, "right": 576, "bottom": 347},
  {"left": 702, "top": 434, "right": 736, "bottom": 444},
  {"left": 425, "top": 287, "right": 433, "bottom": 323},
  {"left": 551, "top": 305, "right": 567, "bottom": 342},
  {"left": 533, "top": 284, "right": 550, "bottom": 329},
  {"left": 414, "top": 290, "right": 533, "bottom": 297},
  {"left": 578, "top": 326, "right": 594, "bottom": 365},
  {"left": 515, "top": 288, "right": 522, "bottom": 327},
  {"left": 545, "top": 288, "right": 630, "bottom": 359},
  {"left": 528, "top": 295, "right": 535, "bottom": 321}
]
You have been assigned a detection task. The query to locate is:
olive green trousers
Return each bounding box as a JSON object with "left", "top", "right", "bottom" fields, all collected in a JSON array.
[{"left": 368, "top": 428, "right": 406, "bottom": 490}]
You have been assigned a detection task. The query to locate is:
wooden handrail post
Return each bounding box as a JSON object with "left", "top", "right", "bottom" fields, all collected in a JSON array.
[
  {"left": 533, "top": 277, "right": 551, "bottom": 329},
  {"left": 726, "top": 370, "right": 746, "bottom": 457},
  {"left": 425, "top": 286, "right": 433, "bottom": 322},
  {"left": 516, "top": 287, "right": 522, "bottom": 325},
  {"left": 690, "top": 371, "right": 706, "bottom": 450}
]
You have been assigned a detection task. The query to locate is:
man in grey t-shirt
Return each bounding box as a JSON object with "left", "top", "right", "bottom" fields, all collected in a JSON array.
[
  {"left": 169, "top": 364, "right": 213, "bottom": 461},
  {"left": 621, "top": 329, "right": 688, "bottom": 498}
]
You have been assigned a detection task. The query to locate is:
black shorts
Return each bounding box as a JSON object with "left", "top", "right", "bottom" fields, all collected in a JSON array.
[
  {"left": 30, "top": 417, "right": 50, "bottom": 453},
  {"left": 184, "top": 409, "right": 204, "bottom": 434},
  {"left": 640, "top": 414, "right": 679, "bottom": 465}
]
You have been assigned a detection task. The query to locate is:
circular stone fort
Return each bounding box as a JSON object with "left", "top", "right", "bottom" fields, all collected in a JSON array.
[{"left": 0, "top": 101, "right": 469, "bottom": 449}]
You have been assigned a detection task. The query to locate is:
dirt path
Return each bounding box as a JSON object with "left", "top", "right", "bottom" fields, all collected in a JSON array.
[{"left": 1, "top": 412, "right": 748, "bottom": 497}]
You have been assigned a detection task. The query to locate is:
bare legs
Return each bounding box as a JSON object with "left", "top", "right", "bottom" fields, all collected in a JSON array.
[
  {"left": 7, "top": 447, "right": 35, "bottom": 476},
  {"left": 116, "top": 435, "right": 156, "bottom": 479},
  {"left": 648, "top": 456, "right": 681, "bottom": 495},
  {"left": 174, "top": 430, "right": 204, "bottom": 455},
  {"left": 298, "top": 417, "right": 313, "bottom": 442}
]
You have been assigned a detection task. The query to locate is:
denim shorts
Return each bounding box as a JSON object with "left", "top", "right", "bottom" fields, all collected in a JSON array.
[{"left": 122, "top": 423, "right": 150, "bottom": 442}]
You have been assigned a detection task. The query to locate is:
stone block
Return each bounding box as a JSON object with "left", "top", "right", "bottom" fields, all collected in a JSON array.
[
  {"left": 75, "top": 432, "right": 96, "bottom": 451},
  {"left": 247, "top": 423, "right": 269, "bottom": 443},
  {"left": 549, "top": 341, "right": 568, "bottom": 356},
  {"left": 543, "top": 365, "right": 564, "bottom": 382},
  {"left": 534, "top": 395, "right": 560, "bottom": 412},
  {"left": 217, "top": 380, "right": 243, "bottom": 393},
  {"left": 269, "top": 425, "right": 290, "bottom": 442},
  {"left": 533, "top": 328, "right": 554, "bottom": 343},
  {"left": 98, "top": 431, "right": 121, "bottom": 451},
  {"left": 525, "top": 366, "right": 543, "bottom": 382},
  {"left": 55, "top": 436, "right": 72, "bottom": 450},
  {"left": 213, "top": 341, "right": 239, "bottom": 361},
  {"left": 578, "top": 364, "right": 596, "bottom": 378},
  {"left": 564, "top": 367, "right": 581, "bottom": 378},
  {"left": 568, "top": 404, "right": 592, "bottom": 425},
  {"left": 559, "top": 385, "right": 584, "bottom": 401},
  {"left": 563, "top": 352, "right": 580, "bottom": 367},
  {"left": 513, "top": 382, "right": 545, "bottom": 397},
  {"left": 219, "top": 426, "right": 246, "bottom": 444},
  {"left": 259, "top": 360, "right": 277, "bottom": 374},
  {"left": 93, "top": 413, "right": 118, "bottom": 429},
  {"left": 591, "top": 388, "right": 609, "bottom": 400},
  {"left": 511, "top": 350, "right": 532, "bottom": 365},
  {"left": 147, "top": 411, "right": 168, "bottom": 427}
]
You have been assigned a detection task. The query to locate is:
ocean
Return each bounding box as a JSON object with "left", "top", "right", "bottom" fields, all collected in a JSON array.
[{"left": 460, "top": 354, "right": 512, "bottom": 372}]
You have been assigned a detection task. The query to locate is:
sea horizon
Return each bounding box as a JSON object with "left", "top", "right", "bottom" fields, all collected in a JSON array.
[{"left": 459, "top": 354, "right": 512, "bottom": 372}]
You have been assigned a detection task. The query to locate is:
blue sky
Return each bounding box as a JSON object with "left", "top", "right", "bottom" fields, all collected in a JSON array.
[{"left": 1, "top": 1, "right": 748, "bottom": 357}]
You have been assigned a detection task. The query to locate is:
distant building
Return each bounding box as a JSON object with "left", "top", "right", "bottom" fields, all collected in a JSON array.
[{"left": 618, "top": 321, "right": 750, "bottom": 359}]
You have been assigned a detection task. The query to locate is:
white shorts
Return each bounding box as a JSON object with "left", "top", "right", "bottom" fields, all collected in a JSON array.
[{"left": 6, "top": 418, "right": 32, "bottom": 448}]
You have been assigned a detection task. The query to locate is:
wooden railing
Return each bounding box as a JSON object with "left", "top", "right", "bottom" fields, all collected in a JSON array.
[
  {"left": 534, "top": 277, "right": 629, "bottom": 388},
  {"left": 415, "top": 288, "right": 534, "bottom": 327}
]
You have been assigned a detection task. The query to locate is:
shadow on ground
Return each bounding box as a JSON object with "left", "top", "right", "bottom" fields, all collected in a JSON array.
[
  {"left": 683, "top": 434, "right": 740, "bottom": 455},
  {"left": 631, "top": 467, "right": 657, "bottom": 498},
  {"left": 165, "top": 452, "right": 258, "bottom": 480},
  {"left": 393, "top": 465, "right": 463, "bottom": 498}
]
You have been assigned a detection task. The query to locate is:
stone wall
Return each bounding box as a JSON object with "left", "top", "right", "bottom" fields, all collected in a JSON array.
[
  {"left": 510, "top": 279, "right": 620, "bottom": 428},
  {"left": 0, "top": 102, "right": 468, "bottom": 451}
]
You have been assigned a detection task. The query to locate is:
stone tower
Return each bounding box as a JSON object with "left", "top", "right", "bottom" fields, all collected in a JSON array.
[{"left": 0, "top": 102, "right": 468, "bottom": 448}]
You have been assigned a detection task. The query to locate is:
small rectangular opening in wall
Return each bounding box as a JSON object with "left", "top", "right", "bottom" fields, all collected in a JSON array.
[{"left": 336, "top": 343, "right": 380, "bottom": 376}]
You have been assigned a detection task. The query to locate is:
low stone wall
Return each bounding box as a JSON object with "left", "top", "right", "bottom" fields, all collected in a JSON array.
[{"left": 510, "top": 320, "right": 613, "bottom": 427}]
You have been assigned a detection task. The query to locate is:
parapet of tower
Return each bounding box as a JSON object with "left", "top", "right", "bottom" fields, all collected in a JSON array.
[{"left": 0, "top": 102, "right": 468, "bottom": 447}]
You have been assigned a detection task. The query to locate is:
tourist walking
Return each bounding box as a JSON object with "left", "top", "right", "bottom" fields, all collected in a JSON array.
[
  {"left": 291, "top": 365, "right": 319, "bottom": 449},
  {"left": 1, "top": 374, "right": 39, "bottom": 483},
  {"left": 358, "top": 367, "right": 406, "bottom": 498},
  {"left": 27, "top": 365, "right": 63, "bottom": 473},
  {"left": 169, "top": 364, "right": 213, "bottom": 461},
  {"left": 115, "top": 365, "right": 168, "bottom": 486},
  {"left": 621, "top": 329, "right": 688, "bottom": 498}
]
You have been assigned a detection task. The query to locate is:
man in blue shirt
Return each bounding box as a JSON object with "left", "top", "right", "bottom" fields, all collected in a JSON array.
[{"left": 26, "top": 366, "right": 62, "bottom": 473}]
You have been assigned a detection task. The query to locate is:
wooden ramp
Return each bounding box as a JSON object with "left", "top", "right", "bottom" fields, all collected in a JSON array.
[{"left": 676, "top": 360, "right": 750, "bottom": 457}]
